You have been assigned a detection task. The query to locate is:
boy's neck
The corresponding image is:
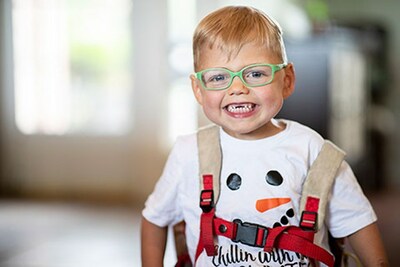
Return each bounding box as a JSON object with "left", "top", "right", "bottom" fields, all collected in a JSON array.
[{"left": 222, "top": 119, "right": 286, "bottom": 140}]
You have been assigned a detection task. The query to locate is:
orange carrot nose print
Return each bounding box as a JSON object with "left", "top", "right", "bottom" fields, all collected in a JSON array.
[{"left": 256, "top": 197, "right": 291, "bottom": 213}]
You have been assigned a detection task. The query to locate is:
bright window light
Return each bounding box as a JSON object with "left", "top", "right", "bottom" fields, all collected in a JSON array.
[
  {"left": 12, "top": 0, "right": 133, "bottom": 135},
  {"left": 167, "top": 0, "right": 197, "bottom": 143},
  {"left": 168, "top": 79, "right": 198, "bottom": 143}
]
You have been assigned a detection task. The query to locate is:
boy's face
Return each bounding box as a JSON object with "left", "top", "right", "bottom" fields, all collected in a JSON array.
[{"left": 190, "top": 42, "right": 295, "bottom": 140}]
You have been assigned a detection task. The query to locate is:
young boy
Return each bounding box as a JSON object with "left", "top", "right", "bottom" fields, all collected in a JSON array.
[{"left": 141, "top": 5, "right": 388, "bottom": 267}]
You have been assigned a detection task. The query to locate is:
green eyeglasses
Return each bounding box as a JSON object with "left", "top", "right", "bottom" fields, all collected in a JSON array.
[{"left": 195, "top": 63, "right": 287, "bottom": 91}]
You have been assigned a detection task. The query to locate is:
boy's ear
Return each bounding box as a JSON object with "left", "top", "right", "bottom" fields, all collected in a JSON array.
[
  {"left": 282, "top": 63, "right": 296, "bottom": 99},
  {"left": 190, "top": 74, "right": 203, "bottom": 105}
]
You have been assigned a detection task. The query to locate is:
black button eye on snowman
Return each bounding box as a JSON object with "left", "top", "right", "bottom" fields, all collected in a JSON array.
[
  {"left": 226, "top": 173, "right": 242, "bottom": 191},
  {"left": 265, "top": 170, "right": 283, "bottom": 186}
]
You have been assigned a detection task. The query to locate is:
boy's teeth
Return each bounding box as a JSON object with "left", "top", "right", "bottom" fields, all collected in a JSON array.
[{"left": 226, "top": 104, "right": 255, "bottom": 113}]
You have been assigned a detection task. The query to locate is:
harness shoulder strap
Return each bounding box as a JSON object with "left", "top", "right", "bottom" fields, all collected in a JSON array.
[
  {"left": 300, "top": 140, "right": 346, "bottom": 231},
  {"left": 197, "top": 124, "right": 222, "bottom": 204}
]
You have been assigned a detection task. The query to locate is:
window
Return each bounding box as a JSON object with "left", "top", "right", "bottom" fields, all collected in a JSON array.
[
  {"left": 12, "top": 0, "right": 133, "bottom": 135},
  {"left": 166, "top": 0, "right": 198, "bottom": 143}
]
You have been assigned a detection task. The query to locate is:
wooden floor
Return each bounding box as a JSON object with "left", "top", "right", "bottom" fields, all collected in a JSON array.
[
  {"left": 0, "top": 201, "right": 177, "bottom": 267},
  {"left": 0, "top": 187, "right": 398, "bottom": 266}
]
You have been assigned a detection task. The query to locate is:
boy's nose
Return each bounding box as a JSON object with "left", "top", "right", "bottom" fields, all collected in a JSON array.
[{"left": 227, "top": 76, "right": 249, "bottom": 95}]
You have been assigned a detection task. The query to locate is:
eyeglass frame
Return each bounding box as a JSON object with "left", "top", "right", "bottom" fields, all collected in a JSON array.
[{"left": 195, "top": 63, "right": 288, "bottom": 91}]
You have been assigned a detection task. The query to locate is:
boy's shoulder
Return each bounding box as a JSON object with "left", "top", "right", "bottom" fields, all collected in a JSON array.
[{"left": 171, "top": 130, "right": 198, "bottom": 157}]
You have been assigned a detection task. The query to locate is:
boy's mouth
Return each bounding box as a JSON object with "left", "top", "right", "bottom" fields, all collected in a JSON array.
[{"left": 224, "top": 103, "right": 256, "bottom": 114}]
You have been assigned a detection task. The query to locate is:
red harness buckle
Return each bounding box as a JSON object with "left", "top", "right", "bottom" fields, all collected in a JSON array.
[
  {"left": 300, "top": 211, "right": 318, "bottom": 231},
  {"left": 200, "top": 190, "right": 214, "bottom": 213},
  {"left": 233, "top": 219, "right": 269, "bottom": 248}
]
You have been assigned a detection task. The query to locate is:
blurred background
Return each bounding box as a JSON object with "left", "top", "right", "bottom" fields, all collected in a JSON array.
[{"left": 0, "top": 0, "right": 399, "bottom": 266}]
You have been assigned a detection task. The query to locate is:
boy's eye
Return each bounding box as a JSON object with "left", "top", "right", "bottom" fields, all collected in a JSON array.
[
  {"left": 246, "top": 71, "right": 265, "bottom": 79},
  {"left": 244, "top": 68, "right": 271, "bottom": 79},
  {"left": 203, "top": 71, "right": 230, "bottom": 85},
  {"left": 208, "top": 74, "right": 228, "bottom": 83}
]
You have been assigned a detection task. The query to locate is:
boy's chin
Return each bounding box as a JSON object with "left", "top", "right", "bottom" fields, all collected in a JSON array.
[{"left": 221, "top": 122, "right": 281, "bottom": 140}]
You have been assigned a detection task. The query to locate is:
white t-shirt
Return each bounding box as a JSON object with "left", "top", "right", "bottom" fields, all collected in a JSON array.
[{"left": 142, "top": 119, "right": 377, "bottom": 267}]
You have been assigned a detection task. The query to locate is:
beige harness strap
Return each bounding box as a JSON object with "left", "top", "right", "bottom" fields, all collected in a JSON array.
[
  {"left": 197, "top": 124, "right": 222, "bottom": 203},
  {"left": 300, "top": 140, "right": 346, "bottom": 230}
]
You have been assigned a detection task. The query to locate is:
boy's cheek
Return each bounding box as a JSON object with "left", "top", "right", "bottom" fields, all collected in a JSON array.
[{"left": 202, "top": 93, "right": 223, "bottom": 108}]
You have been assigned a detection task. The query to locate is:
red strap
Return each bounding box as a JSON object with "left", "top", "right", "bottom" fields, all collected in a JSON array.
[
  {"left": 305, "top": 196, "right": 320, "bottom": 212},
  {"left": 202, "top": 217, "right": 334, "bottom": 267},
  {"left": 195, "top": 208, "right": 216, "bottom": 260},
  {"left": 175, "top": 253, "right": 191, "bottom": 267},
  {"left": 214, "top": 217, "right": 235, "bottom": 238},
  {"left": 195, "top": 175, "right": 216, "bottom": 262},
  {"left": 264, "top": 226, "right": 334, "bottom": 267},
  {"left": 203, "top": 174, "right": 213, "bottom": 190},
  {"left": 273, "top": 229, "right": 334, "bottom": 267}
]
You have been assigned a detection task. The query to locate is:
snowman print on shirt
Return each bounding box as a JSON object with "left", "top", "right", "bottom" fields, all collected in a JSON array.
[
  {"left": 226, "top": 170, "right": 295, "bottom": 227},
  {"left": 208, "top": 171, "right": 310, "bottom": 266}
]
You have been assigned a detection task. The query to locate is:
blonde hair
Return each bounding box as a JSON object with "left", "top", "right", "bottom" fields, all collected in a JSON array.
[{"left": 193, "top": 6, "right": 287, "bottom": 71}]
